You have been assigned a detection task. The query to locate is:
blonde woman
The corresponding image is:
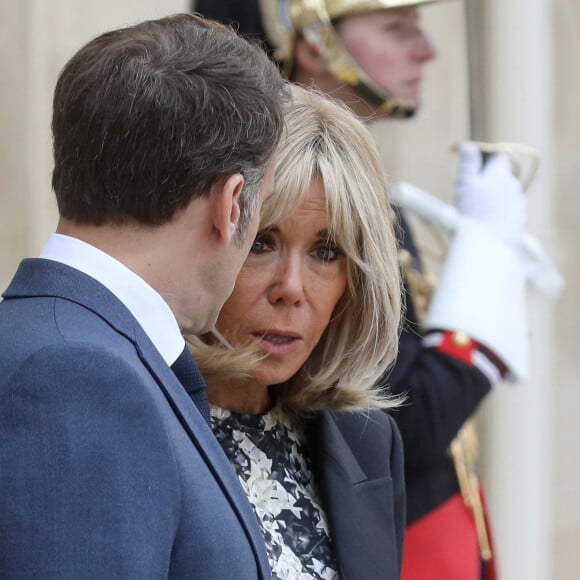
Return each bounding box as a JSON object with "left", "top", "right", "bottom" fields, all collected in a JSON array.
[{"left": 189, "top": 85, "right": 405, "bottom": 580}]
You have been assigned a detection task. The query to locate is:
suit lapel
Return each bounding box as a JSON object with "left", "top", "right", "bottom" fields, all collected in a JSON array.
[
  {"left": 311, "top": 412, "right": 396, "bottom": 579},
  {"left": 4, "top": 259, "right": 271, "bottom": 579},
  {"left": 134, "top": 335, "right": 271, "bottom": 578}
]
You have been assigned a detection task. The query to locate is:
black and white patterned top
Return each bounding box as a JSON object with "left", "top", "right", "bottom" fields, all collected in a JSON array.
[{"left": 211, "top": 406, "right": 339, "bottom": 580}]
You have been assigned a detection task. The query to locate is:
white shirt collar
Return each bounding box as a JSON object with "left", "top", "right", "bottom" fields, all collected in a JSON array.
[{"left": 39, "top": 233, "right": 184, "bottom": 365}]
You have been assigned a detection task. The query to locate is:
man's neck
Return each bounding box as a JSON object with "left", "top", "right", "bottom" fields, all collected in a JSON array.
[
  {"left": 56, "top": 216, "right": 208, "bottom": 334},
  {"left": 57, "top": 218, "right": 163, "bottom": 285}
]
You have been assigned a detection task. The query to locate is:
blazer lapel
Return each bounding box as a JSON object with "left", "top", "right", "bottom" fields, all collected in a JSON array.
[
  {"left": 311, "top": 411, "right": 399, "bottom": 580},
  {"left": 4, "top": 259, "right": 271, "bottom": 579},
  {"left": 135, "top": 335, "right": 271, "bottom": 578}
]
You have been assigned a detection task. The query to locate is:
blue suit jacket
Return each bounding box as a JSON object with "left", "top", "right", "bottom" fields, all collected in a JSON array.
[{"left": 0, "top": 259, "right": 271, "bottom": 579}]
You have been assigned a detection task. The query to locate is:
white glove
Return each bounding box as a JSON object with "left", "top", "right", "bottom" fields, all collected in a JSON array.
[{"left": 455, "top": 141, "right": 526, "bottom": 242}]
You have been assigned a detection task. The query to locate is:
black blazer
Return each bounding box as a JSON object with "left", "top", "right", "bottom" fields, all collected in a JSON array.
[{"left": 311, "top": 410, "right": 406, "bottom": 580}]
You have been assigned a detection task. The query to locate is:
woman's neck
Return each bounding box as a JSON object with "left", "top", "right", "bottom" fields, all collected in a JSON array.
[{"left": 207, "top": 378, "right": 273, "bottom": 415}]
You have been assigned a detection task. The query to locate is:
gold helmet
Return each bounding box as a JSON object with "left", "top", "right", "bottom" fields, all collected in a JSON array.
[{"left": 258, "top": 0, "right": 446, "bottom": 117}]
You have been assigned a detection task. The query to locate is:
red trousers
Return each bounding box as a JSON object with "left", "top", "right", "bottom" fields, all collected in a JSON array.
[{"left": 401, "top": 492, "right": 497, "bottom": 580}]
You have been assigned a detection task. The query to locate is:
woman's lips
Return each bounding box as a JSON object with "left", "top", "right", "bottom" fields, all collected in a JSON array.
[{"left": 251, "top": 331, "right": 302, "bottom": 355}]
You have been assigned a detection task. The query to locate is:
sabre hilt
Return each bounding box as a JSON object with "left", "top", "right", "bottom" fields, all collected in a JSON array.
[{"left": 453, "top": 141, "right": 541, "bottom": 192}]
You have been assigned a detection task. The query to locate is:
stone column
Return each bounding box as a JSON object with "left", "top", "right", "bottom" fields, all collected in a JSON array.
[{"left": 477, "top": 1, "right": 557, "bottom": 579}]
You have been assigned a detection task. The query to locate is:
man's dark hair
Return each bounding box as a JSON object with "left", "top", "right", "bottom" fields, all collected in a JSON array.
[{"left": 52, "top": 13, "right": 287, "bottom": 230}]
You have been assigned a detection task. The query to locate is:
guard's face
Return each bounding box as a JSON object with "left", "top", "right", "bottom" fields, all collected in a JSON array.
[
  {"left": 216, "top": 177, "right": 347, "bottom": 389},
  {"left": 335, "top": 7, "right": 437, "bottom": 109}
]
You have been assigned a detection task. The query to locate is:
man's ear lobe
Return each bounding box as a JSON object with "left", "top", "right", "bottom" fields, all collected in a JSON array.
[
  {"left": 294, "top": 36, "right": 328, "bottom": 76},
  {"left": 209, "top": 173, "right": 244, "bottom": 244}
]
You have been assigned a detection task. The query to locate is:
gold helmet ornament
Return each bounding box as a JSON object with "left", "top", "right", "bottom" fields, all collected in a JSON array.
[{"left": 258, "top": 0, "right": 445, "bottom": 118}]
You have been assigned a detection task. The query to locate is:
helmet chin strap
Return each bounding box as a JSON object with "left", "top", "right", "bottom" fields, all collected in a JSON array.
[
  {"left": 300, "top": 19, "right": 417, "bottom": 119},
  {"left": 349, "top": 80, "right": 418, "bottom": 119}
]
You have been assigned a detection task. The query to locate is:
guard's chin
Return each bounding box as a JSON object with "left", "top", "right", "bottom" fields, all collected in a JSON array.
[
  {"left": 396, "top": 98, "right": 422, "bottom": 120},
  {"left": 375, "top": 103, "right": 420, "bottom": 121}
]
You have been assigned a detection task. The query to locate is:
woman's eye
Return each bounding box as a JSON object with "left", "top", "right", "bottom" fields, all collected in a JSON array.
[
  {"left": 315, "top": 244, "right": 343, "bottom": 262},
  {"left": 250, "top": 234, "right": 273, "bottom": 255}
]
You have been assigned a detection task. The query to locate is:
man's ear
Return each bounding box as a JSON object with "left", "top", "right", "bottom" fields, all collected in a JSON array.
[
  {"left": 209, "top": 173, "right": 244, "bottom": 245},
  {"left": 294, "top": 36, "right": 329, "bottom": 76}
]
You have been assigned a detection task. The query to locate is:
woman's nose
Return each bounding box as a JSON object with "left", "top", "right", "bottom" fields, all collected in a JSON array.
[{"left": 267, "top": 256, "right": 305, "bottom": 305}]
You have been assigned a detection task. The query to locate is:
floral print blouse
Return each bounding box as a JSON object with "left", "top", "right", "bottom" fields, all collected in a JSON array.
[{"left": 210, "top": 406, "right": 339, "bottom": 580}]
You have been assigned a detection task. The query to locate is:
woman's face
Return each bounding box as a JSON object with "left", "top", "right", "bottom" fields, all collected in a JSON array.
[
  {"left": 216, "top": 177, "right": 348, "bottom": 389},
  {"left": 336, "top": 7, "right": 437, "bottom": 110}
]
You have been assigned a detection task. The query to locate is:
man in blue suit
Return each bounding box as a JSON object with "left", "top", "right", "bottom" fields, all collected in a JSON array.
[{"left": 0, "top": 14, "right": 287, "bottom": 579}]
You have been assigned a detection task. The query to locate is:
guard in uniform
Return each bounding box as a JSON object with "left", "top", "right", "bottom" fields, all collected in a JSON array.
[{"left": 195, "top": 2, "right": 529, "bottom": 578}]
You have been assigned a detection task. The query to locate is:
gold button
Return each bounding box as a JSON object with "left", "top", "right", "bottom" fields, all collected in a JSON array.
[{"left": 452, "top": 331, "right": 471, "bottom": 347}]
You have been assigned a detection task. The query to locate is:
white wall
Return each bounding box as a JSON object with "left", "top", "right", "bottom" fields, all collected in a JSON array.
[{"left": 0, "top": 0, "right": 189, "bottom": 289}]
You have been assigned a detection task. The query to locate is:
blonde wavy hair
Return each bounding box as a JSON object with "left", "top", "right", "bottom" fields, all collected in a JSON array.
[{"left": 188, "top": 83, "right": 403, "bottom": 413}]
